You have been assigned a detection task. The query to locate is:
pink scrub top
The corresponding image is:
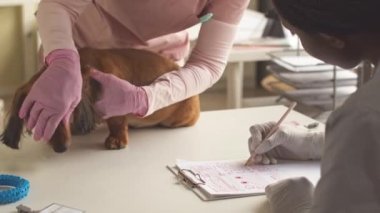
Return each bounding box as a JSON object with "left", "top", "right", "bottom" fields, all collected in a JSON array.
[{"left": 36, "top": 0, "right": 249, "bottom": 115}]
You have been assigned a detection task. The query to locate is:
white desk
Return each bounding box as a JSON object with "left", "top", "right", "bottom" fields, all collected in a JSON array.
[
  {"left": 0, "top": 106, "right": 323, "bottom": 213},
  {"left": 227, "top": 43, "right": 289, "bottom": 108}
]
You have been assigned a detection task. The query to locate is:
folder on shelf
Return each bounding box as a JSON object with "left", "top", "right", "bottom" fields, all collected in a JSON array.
[
  {"left": 283, "top": 86, "right": 357, "bottom": 98},
  {"left": 167, "top": 159, "right": 320, "bottom": 201},
  {"left": 265, "top": 49, "right": 358, "bottom": 109},
  {"left": 267, "top": 82, "right": 357, "bottom": 108},
  {"left": 267, "top": 64, "right": 358, "bottom": 89},
  {"left": 269, "top": 50, "right": 336, "bottom": 72}
]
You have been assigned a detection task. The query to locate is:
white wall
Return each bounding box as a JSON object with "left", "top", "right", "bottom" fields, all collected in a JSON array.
[
  {"left": 0, "top": 6, "right": 24, "bottom": 94},
  {"left": 0, "top": 2, "right": 39, "bottom": 98}
]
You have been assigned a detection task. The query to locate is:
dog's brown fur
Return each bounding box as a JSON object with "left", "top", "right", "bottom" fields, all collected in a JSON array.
[{"left": 1, "top": 48, "right": 200, "bottom": 152}]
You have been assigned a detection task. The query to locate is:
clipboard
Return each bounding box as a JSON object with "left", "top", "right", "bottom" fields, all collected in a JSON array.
[
  {"left": 167, "top": 159, "right": 320, "bottom": 202},
  {"left": 166, "top": 165, "right": 260, "bottom": 201}
]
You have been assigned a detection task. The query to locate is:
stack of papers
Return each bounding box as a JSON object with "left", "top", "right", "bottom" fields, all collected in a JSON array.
[
  {"left": 233, "top": 10, "right": 268, "bottom": 44},
  {"left": 187, "top": 10, "right": 286, "bottom": 47},
  {"left": 172, "top": 159, "right": 320, "bottom": 201}
]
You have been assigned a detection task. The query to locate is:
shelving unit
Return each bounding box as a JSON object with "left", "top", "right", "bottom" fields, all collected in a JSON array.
[{"left": 265, "top": 49, "right": 358, "bottom": 111}]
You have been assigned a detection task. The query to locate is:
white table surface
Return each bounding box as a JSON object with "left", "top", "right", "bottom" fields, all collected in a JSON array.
[
  {"left": 228, "top": 43, "right": 288, "bottom": 63},
  {"left": 0, "top": 106, "right": 323, "bottom": 213}
]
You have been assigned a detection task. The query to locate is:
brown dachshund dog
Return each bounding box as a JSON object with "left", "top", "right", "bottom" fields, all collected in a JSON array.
[{"left": 1, "top": 48, "right": 200, "bottom": 153}]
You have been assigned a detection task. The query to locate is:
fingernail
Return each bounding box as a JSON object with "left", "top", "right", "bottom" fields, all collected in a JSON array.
[
  {"left": 263, "top": 158, "right": 270, "bottom": 165},
  {"left": 34, "top": 132, "right": 41, "bottom": 141},
  {"left": 271, "top": 158, "right": 278, "bottom": 164}
]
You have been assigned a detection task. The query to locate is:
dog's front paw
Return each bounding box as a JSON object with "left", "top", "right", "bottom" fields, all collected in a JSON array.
[{"left": 104, "top": 136, "right": 127, "bottom": 150}]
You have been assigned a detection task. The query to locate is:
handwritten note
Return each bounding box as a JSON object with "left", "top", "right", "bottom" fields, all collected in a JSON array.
[{"left": 176, "top": 159, "right": 320, "bottom": 197}]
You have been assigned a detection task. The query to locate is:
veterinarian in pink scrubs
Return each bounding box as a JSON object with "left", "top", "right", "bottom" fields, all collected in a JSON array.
[{"left": 20, "top": 0, "right": 249, "bottom": 141}]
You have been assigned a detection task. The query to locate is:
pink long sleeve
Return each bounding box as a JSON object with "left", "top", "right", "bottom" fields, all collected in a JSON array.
[
  {"left": 36, "top": 0, "right": 92, "bottom": 57},
  {"left": 142, "top": 19, "right": 239, "bottom": 115},
  {"left": 141, "top": 0, "right": 249, "bottom": 116}
]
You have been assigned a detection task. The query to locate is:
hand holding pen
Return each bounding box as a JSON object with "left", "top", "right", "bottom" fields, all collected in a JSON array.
[
  {"left": 245, "top": 102, "right": 297, "bottom": 166},
  {"left": 246, "top": 102, "right": 324, "bottom": 165}
]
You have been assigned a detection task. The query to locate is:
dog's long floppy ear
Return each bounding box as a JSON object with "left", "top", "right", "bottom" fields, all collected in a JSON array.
[
  {"left": 1, "top": 66, "right": 45, "bottom": 149},
  {"left": 0, "top": 87, "right": 28, "bottom": 149}
]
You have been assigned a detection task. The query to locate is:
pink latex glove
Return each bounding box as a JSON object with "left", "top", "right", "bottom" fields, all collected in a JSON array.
[
  {"left": 89, "top": 69, "right": 148, "bottom": 119},
  {"left": 19, "top": 49, "right": 82, "bottom": 141}
]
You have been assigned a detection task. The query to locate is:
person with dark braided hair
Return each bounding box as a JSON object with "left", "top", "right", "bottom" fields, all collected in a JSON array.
[{"left": 248, "top": 0, "right": 380, "bottom": 212}]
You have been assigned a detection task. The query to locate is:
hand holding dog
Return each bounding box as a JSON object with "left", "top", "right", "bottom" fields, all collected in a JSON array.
[
  {"left": 89, "top": 69, "right": 148, "bottom": 119},
  {"left": 19, "top": 49, "right": 82, "bottom": 141}
]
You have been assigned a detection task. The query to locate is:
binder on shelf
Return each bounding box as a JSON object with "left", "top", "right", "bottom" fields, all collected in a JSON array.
[{"left": 167, "top": 159, "right": 320, "bottom": 201}]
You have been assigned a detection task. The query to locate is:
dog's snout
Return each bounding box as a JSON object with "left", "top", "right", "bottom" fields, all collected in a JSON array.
[
  {"left": 49, "top": 122, "right": 71, "bottom": 153},
  {"left": 52, "top": 143, "right": 69, "bottom": 153}
]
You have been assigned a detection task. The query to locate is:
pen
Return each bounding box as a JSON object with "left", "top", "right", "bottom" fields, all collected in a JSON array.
[{"left": 245, "top": 102, "right": 297, "bottom": 166}]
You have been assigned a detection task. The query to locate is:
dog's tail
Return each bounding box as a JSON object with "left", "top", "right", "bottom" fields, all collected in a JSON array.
[
  {"left": 71, "top": 65, "right": 101, "bottom": 135},
  {"left": 71, "top": 96, "right": 97, "bottom": 135}
]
